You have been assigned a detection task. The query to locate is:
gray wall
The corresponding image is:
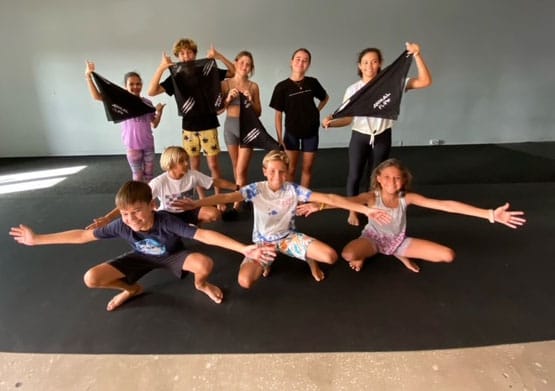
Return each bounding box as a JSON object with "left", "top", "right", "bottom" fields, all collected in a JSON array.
[{"left": 1, "top": 0, "right": 554, "bottom": 157}]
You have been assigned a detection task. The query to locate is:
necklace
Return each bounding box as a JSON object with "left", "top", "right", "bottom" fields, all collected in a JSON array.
[{"left": 292, "top": 78, "right": 304, "bottom": 90}]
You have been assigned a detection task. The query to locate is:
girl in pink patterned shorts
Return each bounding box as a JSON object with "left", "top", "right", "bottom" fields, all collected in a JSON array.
[{"left": 297, "top": 158, "right": 527, "bottom": 273}]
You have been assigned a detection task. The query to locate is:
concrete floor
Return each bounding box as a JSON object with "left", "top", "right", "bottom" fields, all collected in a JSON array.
[{"left": 1, "top": 341, "right": 553, "bottom": 390}]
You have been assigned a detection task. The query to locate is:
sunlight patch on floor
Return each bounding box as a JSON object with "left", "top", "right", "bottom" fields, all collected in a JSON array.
[{"left": 0, "top": 165, "right": 87, "bottom": 194}]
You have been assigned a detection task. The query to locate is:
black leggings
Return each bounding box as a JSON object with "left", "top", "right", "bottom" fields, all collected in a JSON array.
[{"left": 346, "top": 129, "right": 392, "bottom": 196}]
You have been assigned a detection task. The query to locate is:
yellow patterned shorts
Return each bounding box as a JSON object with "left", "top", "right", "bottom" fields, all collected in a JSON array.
[{"left": 182, "top": 128, "right": 220, "bottom": 157}]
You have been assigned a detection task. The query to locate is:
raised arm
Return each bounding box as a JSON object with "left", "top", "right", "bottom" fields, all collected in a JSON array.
[
  {"left": 405, "top": 42, "right": 432, "bottom": 90},
  {"left": 10, "top": 224, "right": 98, "bottom": 246},
  {"left": 406, "top": 193, "right": 526, "bottom": 229},
  {"left": 147, "top": 52, "right": 173, "bottom": 96},
  {"left": 207, "top": 45, "right": 235, "bottom": 77},
  {"left": 84, "top": 61, "right": 103, "bottom": 101}
]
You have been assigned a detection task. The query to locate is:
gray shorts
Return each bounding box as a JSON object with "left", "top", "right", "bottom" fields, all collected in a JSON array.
[{"left": 224, "top": 116, "right": 240, "bottom": 146}]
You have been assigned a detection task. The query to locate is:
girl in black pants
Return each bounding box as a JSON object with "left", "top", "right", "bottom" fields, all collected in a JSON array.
[{"left": 323, "top": 42, "right": 432, "bottom": 225}]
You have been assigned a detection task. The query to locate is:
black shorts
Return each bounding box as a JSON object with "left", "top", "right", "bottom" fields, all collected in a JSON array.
[
  {"left": 170, "top": 208, "right": 201, "bottom": 225},
  {"left": 283, "top": 132, "right": 319, "bottom": 152},
  {"left": 108, "top": 250, "right": 190, "bottom": 284}
]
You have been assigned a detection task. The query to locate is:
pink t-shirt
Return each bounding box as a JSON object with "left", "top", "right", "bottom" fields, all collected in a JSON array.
[{"left": 120, "top": 98, "right": 155, "bottom": 150}]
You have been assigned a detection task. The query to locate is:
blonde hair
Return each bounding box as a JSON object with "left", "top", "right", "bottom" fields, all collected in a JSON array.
[
  {"left": 370, "top": 158, "right": 413, "bottom": 193},
  {"left": 173, "top": 38, "right": 198, "bottom": 57},
  {"left": 115, "top": 181, "right": 152, "bottom": 209},
  {"left": 262, "top": 150, "right": 289, "bottom": 169},
  {"left": 160, "top": 146, "right": 189, "bottom": 171}
]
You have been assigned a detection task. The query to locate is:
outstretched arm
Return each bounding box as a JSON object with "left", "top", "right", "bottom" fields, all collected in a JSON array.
[
  {"left": 212, "top": 177, "right": 240, "bottom": 192},
  {"left": 405, "top": 42, "right": 432, "bottom": 90},
  {"left": 297, "top": 192, "right": 372, "bottom": 217},
  {"left": 10, "top": 224, "right": 98, "bottom": 246},
  {"left": 172, "top": 191, "right": 244, "bottom": 211},
  {"left": 86, "top": 207, "right": 121, "bottom": 230},
  {"left": 308, "top": 192, "right": 390, "bottom": 224},
  {"left": 406, "top": 193, "right": 526, "bottom": 229},
  {"left": 193, "top": 228, "right": 276, "bottom": 263},
  {"left": 84, "top": 61, "right": 103, "bottom": 101}
]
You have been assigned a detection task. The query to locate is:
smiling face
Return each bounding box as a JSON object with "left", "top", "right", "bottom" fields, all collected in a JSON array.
[
  {"left": 358, "top": 51, "right": 382, "bottom": 82},
  {"left": 263, "top": 160, "right": 288, "bottom": 191},
  {"left": 376, "top": 166, "right": 405, "bottom": 195},
  {"left": 290, "top": 49, "right": 311, "bottom": 76},
  {"left": 235, "top": 54, "right": 253, "bottom": 78},
  {"left": 119, "top": 201, "right": 155, "bottom": 232},
  {"left": 177, "top": 48, "right": 196, "bottom": 62},
  {"left": 125, "top": 75, "right": 143, "bottom": 96}
]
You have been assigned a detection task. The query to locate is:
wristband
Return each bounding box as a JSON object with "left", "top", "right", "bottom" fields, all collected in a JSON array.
[{"left": 488, "top": 209, "right": 495, "bottom": 223}]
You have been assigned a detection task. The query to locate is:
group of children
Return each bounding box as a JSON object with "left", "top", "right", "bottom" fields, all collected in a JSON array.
[{"left": 8, "top": 38, "right": 527, "bottom": 312}]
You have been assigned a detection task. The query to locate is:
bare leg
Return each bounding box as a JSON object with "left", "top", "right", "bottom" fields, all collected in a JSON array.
[
  {"left": 341, "top": 237, "right": 378, "bottom": 272},
  {"left": 227, "top": 144, "right": 239, "bottom": 181},
  {"left": 106, "top": 285, "right": 144, "bottom": 311},
  {"left": 306, "top": 258, "right": 325, "bottom": 282},
  {"left": 182, "top": 253, "right": 223, "bottom": 303},
  {"left": 83, "top": 263, "right": 144, "bottom": 311},
  {"left": 189, "top": 155, "right": 206, "bottom": 199},
  {"left": 394, "top": 255, "right": 420, "bottom": 273},
  {"left": 401, "top": 238, "right": 455, "bottom": 264},
  {"left": 206, "top": 153, "right": 226, "bottom": 211},
  {"left": 198, "top": 206, "right": 221, "bottom": 224},
  {"left": 300, "top": 151, "right": 316, "bottom": 188},
  {"left": 285, "top": 150, "right": 300, "bottom": 183},
  {"left": 237, "top": 259, "right": 265, "bottom": 289},
  {"left": 234, "top": 147, "right": 253, "bottom": 210},
  {"left": 305, "top": 239, "right": 338, "bottom": 281}
]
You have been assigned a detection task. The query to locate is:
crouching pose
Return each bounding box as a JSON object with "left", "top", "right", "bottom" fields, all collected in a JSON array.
[
  {"left": 297, "top": 158, "right": 526, "bottom": 273},
  {"left": 10, "top": 181, "right": 275, "bottom": 311},
  {"left": 176, "top": 150, "right": 390, "bottom": 288}
]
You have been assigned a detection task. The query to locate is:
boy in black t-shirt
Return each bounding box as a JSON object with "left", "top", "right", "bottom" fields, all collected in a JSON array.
[
  {"left": 147, "top": 38, "right": 235, "bottom": 199},
  {"left": 10, "top": 181, "right": 275, "bottom": 311}
]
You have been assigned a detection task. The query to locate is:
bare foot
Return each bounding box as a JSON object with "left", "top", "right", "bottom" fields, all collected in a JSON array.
[
  {"left": 197, "top": 282, "right": 223, "bottom": 304},
  {"left": 348, "top": 260, "right": 365, "bottom": 272},
  {"left": 106, "top": 285, "right": 144, "bottom": 311},
  {"left": 347, "top": 211, "right": 360, "bottom": 226},
  {"left": 395, "top": 256, "right": 420, "bottom": 273},
  {"left": 307, "top": 258, "right": 325, "bottom": 281}
]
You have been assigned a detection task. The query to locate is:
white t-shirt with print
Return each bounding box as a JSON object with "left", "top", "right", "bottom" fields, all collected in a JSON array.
[
  {"left": 240, "top": 181, "right": 312, "bottom": 243},
  {"left": 149, "top": 170, "right": 213, "bottom": 213}
]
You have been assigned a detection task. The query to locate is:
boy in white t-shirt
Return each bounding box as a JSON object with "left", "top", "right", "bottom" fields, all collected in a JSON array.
[
  {"left": 88, "top": 146, "right": 238, "bottom": 229},
  {"left": 181, "top": 150, "right": 390, "bottom": 288}
]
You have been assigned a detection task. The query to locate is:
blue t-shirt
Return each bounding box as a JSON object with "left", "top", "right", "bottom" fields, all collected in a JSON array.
[{"left": 93, "top": 211, "right": 198, "bottom": 257}]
